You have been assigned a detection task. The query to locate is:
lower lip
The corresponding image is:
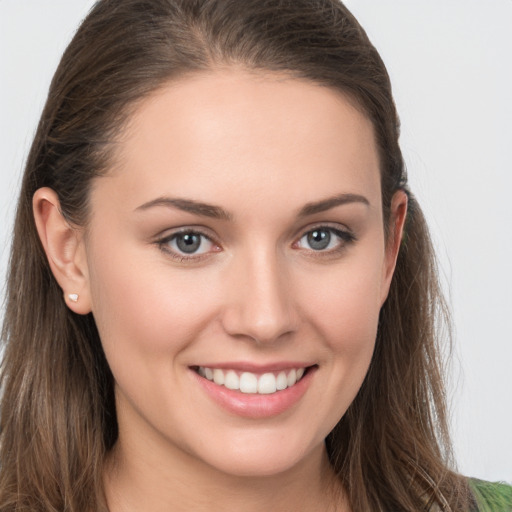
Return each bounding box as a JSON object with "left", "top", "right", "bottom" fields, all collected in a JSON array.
[{"left": 191, "top": 367, "right": 316, "bottom": 419}]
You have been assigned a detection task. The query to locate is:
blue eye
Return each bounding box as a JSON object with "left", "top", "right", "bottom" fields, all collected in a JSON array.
[
  {"left": 161, "top": 231, "right": 216, "bottom": 256},
  {"left": 297, "top": 227, "right": 353, "bottom": 252}
]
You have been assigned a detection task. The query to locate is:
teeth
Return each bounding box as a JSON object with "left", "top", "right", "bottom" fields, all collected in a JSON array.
[
  {"left": 287, "top": 369, "right": 297, "bottom": 387},
  {"left": 224, "top": 370, "right": 239, "bottom": 390},
  {"left": 197, "top": 366, "right": 307, "bottom": 395},
  {"left": 213, "top": 369, "right": 225, "bottom": 386},
  {"left": 240, "top": 372, "right": 258, "bottom": 393},
  {"left": 258, "top": 373, "right": 276, "bottom": 394},
  {"left": 276, "top": 371, "right": 288, "bottom": 390}
]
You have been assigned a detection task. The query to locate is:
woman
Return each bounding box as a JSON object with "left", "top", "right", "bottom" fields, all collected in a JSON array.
[{"left": 0, "top": 1, "right": 510, "bottom": 511}]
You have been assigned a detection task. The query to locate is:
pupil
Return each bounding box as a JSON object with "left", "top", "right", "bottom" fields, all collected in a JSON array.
[
  {"left": 176, "top": 233, "right": 201, "bottom": 253},
  {"left": 307, "top": 230, "right": 330, "bottom": 250}
]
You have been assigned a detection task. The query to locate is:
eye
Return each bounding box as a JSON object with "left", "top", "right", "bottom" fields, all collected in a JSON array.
[
  {"left": 158, "top": 230, "right": 218, "bottom": 258},
  {"left": 295, "top": 227, "right": 354, "bottom": 252}
]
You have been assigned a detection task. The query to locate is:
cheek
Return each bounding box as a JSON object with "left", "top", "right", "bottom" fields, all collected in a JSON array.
[
  {"left": 86, "top": 239, "right": 221, "bottom": 363},
  {"left": 320, "top": 278, "right": 380, "bottom": 383},
  {"left": 301, "top": 252, "right": 384, "bottom": 353},
  {"left": 296, "top": 246, "right": 385, "bottom": 419}
]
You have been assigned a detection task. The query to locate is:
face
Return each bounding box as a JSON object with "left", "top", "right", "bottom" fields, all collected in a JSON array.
[{"left": 81, "top": 70, "right": 402, "bottom": 477}]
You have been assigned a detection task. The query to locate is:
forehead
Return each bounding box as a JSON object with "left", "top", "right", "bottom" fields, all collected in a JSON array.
[{"left": 94, "top": 70, "right": 381, "bottom": 217}]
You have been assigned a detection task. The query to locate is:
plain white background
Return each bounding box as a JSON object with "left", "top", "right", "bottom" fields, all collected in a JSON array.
[{"left": 1, "top": 1, "right": 511, "bottom": 482}]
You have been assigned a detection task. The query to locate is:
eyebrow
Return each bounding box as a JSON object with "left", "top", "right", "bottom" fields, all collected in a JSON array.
[
  {"left": 135, "top": 197, "right": 232, "bottom": 220},
  {"left": 135, "top": 192, "right": 369, "bottom": 220},
  {"left": 298, "top": 193, "right": 370, "bottom": 217}
]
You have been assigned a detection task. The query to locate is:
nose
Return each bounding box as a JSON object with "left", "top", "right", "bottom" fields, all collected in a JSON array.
[{"left": 221, "top": 248, "right": 298, "bottom": 344}]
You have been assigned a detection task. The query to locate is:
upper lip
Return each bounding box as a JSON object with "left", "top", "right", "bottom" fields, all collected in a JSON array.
[{"left": 192, "top": 361, "right": 316, "bottom": 372}]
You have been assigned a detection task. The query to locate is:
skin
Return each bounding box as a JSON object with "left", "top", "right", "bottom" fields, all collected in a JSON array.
[{"left": 34, "top": 70, "right": 407, "bottom": 512}]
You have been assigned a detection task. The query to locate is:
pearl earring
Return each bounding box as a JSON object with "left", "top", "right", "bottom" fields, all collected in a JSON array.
[{"left": 68, "top": 293, "right": 79, "bottom": 303}]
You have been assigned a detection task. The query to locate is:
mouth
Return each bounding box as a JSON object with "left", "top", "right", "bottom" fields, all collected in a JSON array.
[{"left": 192, "top": 365, "right": 313, "bottom": 395}]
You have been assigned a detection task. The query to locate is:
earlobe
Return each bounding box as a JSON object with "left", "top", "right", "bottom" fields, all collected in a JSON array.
[
  {"left": 380, "top": 189, "right": 408, "bottom": 305},
  {"left": 33, "top": 187, "right": 92, "bottom": 315}
]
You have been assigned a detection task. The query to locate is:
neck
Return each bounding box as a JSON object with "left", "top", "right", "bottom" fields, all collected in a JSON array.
[{"left": 104, "top": 436, "right": 347, "bottom": 512}]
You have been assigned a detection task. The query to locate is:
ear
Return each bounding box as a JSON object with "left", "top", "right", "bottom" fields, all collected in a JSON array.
[
  {"left": 33, "top": 187, "right": 92, "bottom": 315},
  {"left": 380, "top": 189, "right": 408, "bottom": 305}
]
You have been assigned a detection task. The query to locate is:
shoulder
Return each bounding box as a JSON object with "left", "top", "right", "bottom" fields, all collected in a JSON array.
[{"left": 469, "top": 478, "right": 512, "bottom": 512}]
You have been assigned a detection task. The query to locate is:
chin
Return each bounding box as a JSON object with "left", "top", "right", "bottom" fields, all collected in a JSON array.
[{"left": 188, "top": 427, "right": 326, "bottom": 479}]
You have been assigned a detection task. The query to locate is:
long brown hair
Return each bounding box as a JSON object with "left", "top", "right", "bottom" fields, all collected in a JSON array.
[{"left": 1, "top": 1, "right": 472, "bottom": 510}]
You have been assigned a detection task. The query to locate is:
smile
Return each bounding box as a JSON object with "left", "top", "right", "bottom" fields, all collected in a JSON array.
[{"left": 196, "top": 366, "right": 307, "bottom": 395}]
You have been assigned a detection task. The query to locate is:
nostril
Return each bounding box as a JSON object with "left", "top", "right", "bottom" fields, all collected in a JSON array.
[{"left": 219, "top": 263, "right": 298, "bottom": 344}]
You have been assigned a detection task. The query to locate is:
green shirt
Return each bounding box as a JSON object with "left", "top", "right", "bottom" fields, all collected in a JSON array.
[{"left": 470, "top": 479, "right": 512, "bottom": 511}]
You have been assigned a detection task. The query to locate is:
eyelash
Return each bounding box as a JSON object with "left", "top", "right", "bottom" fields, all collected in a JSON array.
[
  {"left": 156, "top": 228, "right": 219, "bottom": 262},
  {"left": 156, "top": 225, "right": 356, "bottom": 262},
  {"left": 294, "top": 225, "right": 356, "bottom": 255}
]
